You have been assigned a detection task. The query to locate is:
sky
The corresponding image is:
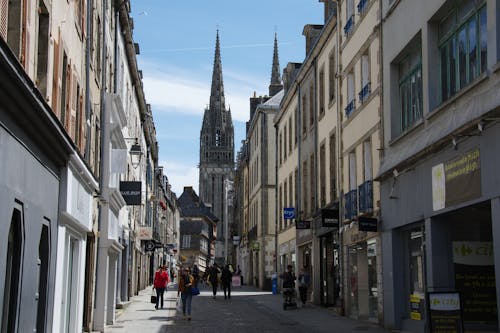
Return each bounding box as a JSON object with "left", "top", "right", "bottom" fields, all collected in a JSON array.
[{"left": 130, "top": 0, "right": 324, "bottom": 196}]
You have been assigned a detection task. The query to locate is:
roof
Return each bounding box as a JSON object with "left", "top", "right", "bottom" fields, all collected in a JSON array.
[{"left": 178, "top": 186, "right": 219, "bottom": 222}]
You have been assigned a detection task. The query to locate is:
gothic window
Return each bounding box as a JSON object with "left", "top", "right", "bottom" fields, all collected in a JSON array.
[{"left": 215, "top": 130, "right": 221, "bottom": 147}]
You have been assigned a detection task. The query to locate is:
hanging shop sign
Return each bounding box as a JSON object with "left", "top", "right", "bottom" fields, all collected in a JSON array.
[
  {"left": 432, "top": 148, "right": 481, "bottom": 211},
  {"left": 428, "top": 292, "right": 463, "bottom": 333},
  {"left": 321, "top": 209, "right": 339, "bottom": 228},
  {"left": 144, "top": 240, "right": 155, "bottom": 252},
  {"left": 119, "top": 181, "right": 142, "bottom": 205},
  {"left": 358, "top": 216, "right": 378, "bottom": 232},
  {"left": 283, "top": 207, "right": 296, "bottom": 219}
]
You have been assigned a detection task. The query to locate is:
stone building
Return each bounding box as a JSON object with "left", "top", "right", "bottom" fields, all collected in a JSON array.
[{"left": 199, "top": 31, "right": 235, "bottom": 264}]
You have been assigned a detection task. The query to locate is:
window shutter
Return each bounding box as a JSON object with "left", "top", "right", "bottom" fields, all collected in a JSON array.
[
  {"left": 65, "top": 61, "right": 72, "bottom": 130},
  {"left": 51, "top": 33, "right": 60, "bottom": 115},
  {"left": 79, "top": 94, "right": 85, "bottom": 151},
  {"left": 0, "top": 0, "right": 8, "bottom": 40},
  {"left": 70, "top": 69, "right": 77, "bottom": 139},
  {"left": 81, "top": 0, "right": 86, "bottom": 39}
]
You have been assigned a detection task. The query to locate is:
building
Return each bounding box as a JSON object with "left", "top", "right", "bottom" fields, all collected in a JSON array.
[
  {"left": 338, "top": 0, "right": 383, "bottom": 323},
  {"left": 0, "top": 0, "right": 169, "bottom": 331},
  {"left": 379, "top": 0, "right": 499, "bottom": 331},
  {"left": 178, "top": 187, "right": 218, "bottom": 274},
  {"left": 199, "top": 31, "right": 235, "bottom": 264}
]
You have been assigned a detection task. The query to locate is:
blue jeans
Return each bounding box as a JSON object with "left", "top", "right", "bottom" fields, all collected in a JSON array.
[
  {"left": 155, "top": 288, "right": 165, "bottom": 308},
  {"left": 181, "top": 292, "right": 192, "bottom": 315}
]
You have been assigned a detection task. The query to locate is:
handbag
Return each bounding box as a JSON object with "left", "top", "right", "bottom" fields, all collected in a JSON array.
[
  {"left": 191, "top": 286, "right": 200, "bottom": 296},
  {"left": 150, "top": 288, "right": 157, "bottom": 304}
]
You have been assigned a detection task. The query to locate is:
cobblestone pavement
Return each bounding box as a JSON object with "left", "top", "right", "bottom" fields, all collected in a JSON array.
[{"left": 105, "top": 283, "right": 390, "bottom": 333}]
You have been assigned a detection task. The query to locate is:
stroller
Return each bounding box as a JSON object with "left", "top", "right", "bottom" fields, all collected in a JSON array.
[{"left": 282, "top": 287, "right": 297, "bottom": 310}]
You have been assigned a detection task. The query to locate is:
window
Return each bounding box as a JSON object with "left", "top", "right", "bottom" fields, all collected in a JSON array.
[
  {"left": 398, "top": 40, "right": 422, "bottom": 134},
  {"left": 309, "top": 86, "right": 314, "bottom": 126},
  {"left": 319, "top": 69, "right": 325, "bottom": 115},
  {"left": 302, "top": 160, "right": 308, "bottom": 215},
  {"left": 363, "top": 139, "right": 372, "bottom": 181},
  {"left": 345, "top": 72, "right": 355, "bottom": 117},
  {"left": 329, "top": 133, "right": 337, "bottom": 200},
  {"left": 310, "top": 154, "right": 315, "bottom": 214},
  {"left": 289, "top": 173, "right": 293, "bottom": 225},
  {"left": 284, "top": 124, "right": 287, "bottom": 160},
  {"left": 349, "top": 151, "right": 357, "bottom": 191},
  {"left": 279, "top": 132, "right": 282, "bottom": 165},
  {"left": 359, "top": 53, "right": 371, "bottom": 103},
  {"left": 329, "top": 51, "right": 336, "bottom": 102},
  {"left": 302, "top": 95, "right": 307, "bottom": 134},
  {"left": 320, "top": 143, "right": 326, "bottom": 207},
  {"left": 344, "top": 0, "right": 355, "bottom": 36},
  {"left": 439, "top": 3, "right": 486, "bottom": 102},
  {"left": 182, "top": 235, "right": 191, "bottom": 249},
  {"left": 279, "top": 184, "right": 283, "bottom": 230},
  {"left": 288, "top": 116, "right": 293, "bottom": 154}
]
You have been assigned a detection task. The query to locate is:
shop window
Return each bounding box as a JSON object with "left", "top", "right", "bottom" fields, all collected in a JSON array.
[
  {"left": 36, "top": 223, "right": 50, "bottom": 333},
  {"left": 407, "top": 227, "right": 426, "bottom": 321},
  {"left": 2, "top": 208, "right": 24, "bottom": 333},
  {"left": 439, "top": 2, "right": 487, "bottom": 102}
]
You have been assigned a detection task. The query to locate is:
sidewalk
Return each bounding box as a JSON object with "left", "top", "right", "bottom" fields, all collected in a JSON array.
[{"left": 105, "top": 283, "right": 391, "bottom": 333}]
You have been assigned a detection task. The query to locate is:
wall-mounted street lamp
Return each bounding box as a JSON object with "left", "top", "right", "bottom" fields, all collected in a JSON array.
[{"left": 128, "top": 138, "right": 143, "bottom": 169}]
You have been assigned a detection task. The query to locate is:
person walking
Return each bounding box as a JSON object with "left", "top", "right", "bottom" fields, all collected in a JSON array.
[
  {"left": 298, "top": 266, "right": 311, "bottom": 306},
  {"left": 192, "top": 264, "right": 200, "bottom": 287},
  {"left": 177, "top": 267, "right": 195, "bottom": 320},
  {"left": 153, "top": 265, "right": 170, "bottom": 309},
  {"left": 208, "top": 263, "right": 221, "bottom": 299},
  {"left": 221, "top": 264, "right": 233, "bottom": 299}
]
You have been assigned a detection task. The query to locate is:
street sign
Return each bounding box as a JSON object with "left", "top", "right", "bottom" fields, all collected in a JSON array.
[
  {"left": 283, "top": 207, "right": 295, "bottom": 219},
  {"left": 321, "top": 208, "right": 339, "bottom": 228},
  {"left": 296, "top": 220, "right": 311, "bottom": 229},
  {"left": 144, "top": 240, "right": 155, "bottom": 251},
  {"left": 358, "top": 216, "right": 378, "bottom": 232}
]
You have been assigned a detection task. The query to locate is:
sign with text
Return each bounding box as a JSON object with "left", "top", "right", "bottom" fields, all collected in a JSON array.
[
  {"left": 432, "top": 148, "right": 481, "bottom": 211},
  {"left": 358, "top": 216, "right": 378, "bottom": 232},
  {"left": 321, "top": 209, "right": 339, "bottom": 228},
  {"left": 428, "top": 292, "right": 463, "bottom": 333},
  {"left": 283, "top": 207, "right": 295, "bottom": 219},
  {"left": 453, "top": 241, "right": 497, "bottom": 328},
  {"left": 119, "top": 181, "right": 142, "bottom": 205}
]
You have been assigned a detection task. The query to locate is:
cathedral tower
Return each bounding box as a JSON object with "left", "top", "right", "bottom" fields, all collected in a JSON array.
[{"left": 199, "top": 31, "right": 234, "bottom": 253}]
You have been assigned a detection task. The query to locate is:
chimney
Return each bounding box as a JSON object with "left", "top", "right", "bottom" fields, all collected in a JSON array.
[
  {"left": 283, "top": 62, "right": 302, "bottom": 94},
  {"left": 302, "top": 24, "right": 324, "bottom": 55}
]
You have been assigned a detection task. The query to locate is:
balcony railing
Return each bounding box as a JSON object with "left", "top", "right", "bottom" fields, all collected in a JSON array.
[
  {"left": 358, "top": 180, "right": 373, "bottom": 213},
  {"left": 344, "top": 189, "right": 358, "bottom": 220},
  {"left": 358, "top": 82, "right": 371, "bottom": 104},
  {"left": 344, "top": 15, "right": 355, "bottom": 36},
  {"left": 345, "top": 99, "right": 356, "bottom": 118},
  {"left": 357, "top": 0, "right": 368, "bottom": 14}
]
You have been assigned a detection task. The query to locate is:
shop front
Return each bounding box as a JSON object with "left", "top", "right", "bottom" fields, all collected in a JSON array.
[
  {"left": 343, "top": 226, "right": 380, "bottom": 323},
  {"left": 319, "top": 231, "right": 341, "bottom": 307},
  {"left": 381, "top": 139, "right": 500, "bottom": 332}
]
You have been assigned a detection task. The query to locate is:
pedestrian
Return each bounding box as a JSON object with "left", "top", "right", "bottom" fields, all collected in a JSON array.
[
  {"left": 298, "top": 266, "right": 310, "bottom": 306},
  {"left": 192, "top": 264, "right": 199, "bottom": 287},
  {"left": 177, "top": 267, "right": 195, "bottom": 320},
  {"left": 236, "top": 265, "right": 243, "bottom": 285},
  {"left": 280, "top": 264, "right": 296, "bottom": 305},
  {"left": 153, "top": 265, "right": 169, "bottom": 309},
  {"left": 221, "top": 264, "right": 233, "bottom": 299},
  {"left": 281, "top": 264, "right": 296, "bottom": 288},
  {"left": 207, "top": 263, "right": 221, "bottom": 299}
]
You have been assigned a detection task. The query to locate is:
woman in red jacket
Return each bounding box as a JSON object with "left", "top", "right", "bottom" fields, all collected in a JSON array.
[{"left": 153, "top": 265, "right": 170, "bottom": 309}]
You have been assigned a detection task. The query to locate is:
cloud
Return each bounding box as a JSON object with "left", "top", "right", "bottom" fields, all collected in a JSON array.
[
  {"left": 161, "top": 161, "right": 199, "bottom": 196},
  {"left": 139, "top": 59, "right": 266, "bottom": 122}
]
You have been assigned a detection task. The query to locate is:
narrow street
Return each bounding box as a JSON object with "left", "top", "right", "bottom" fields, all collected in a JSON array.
[{"left": 105, "top": 284, "right": 389, "bottom": 333}]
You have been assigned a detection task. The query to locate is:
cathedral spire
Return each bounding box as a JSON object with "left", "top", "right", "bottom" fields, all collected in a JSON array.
[
  {"left": 269, "top": 32, "right": 283, "bottom": 96},
  {"left": 209, "top": 30, "right": 226, "bottom": 112}
]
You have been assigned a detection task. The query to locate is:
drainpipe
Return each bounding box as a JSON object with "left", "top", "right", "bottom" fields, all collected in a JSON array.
[
  {"left": 84, "top": 0, "right": 92, "bottom": 160},
  {"left": 95, "top": 0, "right": 109, "bottom": 330},
  {"left": 333, "top": 0, "right": 345, "bottom": 316}
]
